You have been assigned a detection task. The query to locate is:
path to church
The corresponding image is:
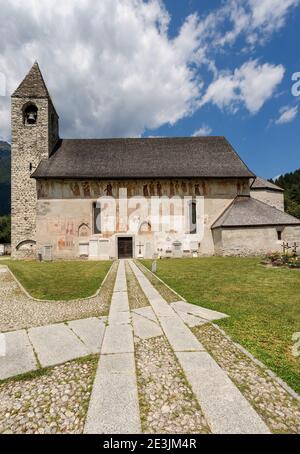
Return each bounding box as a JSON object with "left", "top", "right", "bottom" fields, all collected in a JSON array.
[{"left": 1, "top": 261, "right": 300, "bottom": 434}]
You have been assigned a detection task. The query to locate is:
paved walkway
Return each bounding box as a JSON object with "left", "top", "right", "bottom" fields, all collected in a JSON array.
[
  {"left": 0, "top": 317, "right": 107, "bottom": 380},
  {"left": 1, "top": 260, "right": 272, "bottom": 434},
  {"left": 128, "top": 260, "right": 269, "bottom": 435},
  {"left": 84, "top": 260, "right": 141, "bottom": 434}
]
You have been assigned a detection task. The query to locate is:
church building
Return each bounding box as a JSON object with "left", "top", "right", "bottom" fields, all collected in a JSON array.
[{"left": 11, "top": 63, "right": 300, "bottom": 260}]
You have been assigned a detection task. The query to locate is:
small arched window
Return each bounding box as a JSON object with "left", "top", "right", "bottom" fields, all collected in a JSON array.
[
  {"left": 189, "top": 201, "right": 197, "bottom": 234},
  {"left": 23, "top": 103, "right": 38, "bottom": 126}
]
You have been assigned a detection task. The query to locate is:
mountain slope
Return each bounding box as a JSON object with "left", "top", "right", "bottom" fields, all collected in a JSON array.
[{"left": 0, "top": 141, "right": 11, "bottom": 216}]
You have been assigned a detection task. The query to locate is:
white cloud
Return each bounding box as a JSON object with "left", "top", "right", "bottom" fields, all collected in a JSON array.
[
  {"left": 201, "top": 60, "right": 285, "bottom": 114},
  {"left": 0, "top": 0, "right": 202, "bottom": 140},
  {"left": 275, "top": 105, "right": 298, "bottom": 124},
  {"left": 249, "top": 0, "right": 299, "bottom": 31},
  {"left": 0, "top": 0, "right": 296, "bottom": 141},
  {"left": 193, "top": 124, "right": 212, "bottom": 136}
]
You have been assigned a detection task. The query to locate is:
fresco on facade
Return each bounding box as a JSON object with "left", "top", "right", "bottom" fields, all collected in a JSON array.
[{"left": 37, "top": 178, "right": 249, "bottom": 201}]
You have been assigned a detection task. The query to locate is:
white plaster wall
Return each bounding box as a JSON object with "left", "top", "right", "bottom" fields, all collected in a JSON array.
[
  {"left": 251, "top": 190, "right": 284, "bottom": 211},
  {"left": 219, "top": 226, "right": 296, "bottom": 256},
  {"left": 36, "top": 178, "right": 249, "bottom": 259}
]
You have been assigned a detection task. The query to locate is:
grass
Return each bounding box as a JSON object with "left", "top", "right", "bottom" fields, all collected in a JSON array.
[
  {"left": 0, "top": 259, "right": 112, "bottom": 300},
  {"left": 141, "top": 257, "right": 300, "bottom": 394}
]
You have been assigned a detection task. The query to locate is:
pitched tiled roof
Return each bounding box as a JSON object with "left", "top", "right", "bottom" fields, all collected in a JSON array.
[
  {"left": 12, "top": 62, "right": 50, "bottom": 98},
  {"left": 251, "top": 176, "right": 284, "bottom": 192},
  {"left": 31, "top": 137, "right": 254, "bottom": 179},
  {"left": 212, "top": 196, "right": 300, "bottom": 228}
]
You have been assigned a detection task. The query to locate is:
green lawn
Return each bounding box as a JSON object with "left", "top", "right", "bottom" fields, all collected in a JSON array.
[
  {"left": 141, "top": 257, "right": 300, "bottom": 394},
  {"left": 0, "top": 260, "right": 112, "bottom": 300}
]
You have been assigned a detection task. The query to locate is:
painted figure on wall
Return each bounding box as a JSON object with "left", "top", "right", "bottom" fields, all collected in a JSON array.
[
  {"left": 143, "top": 184, "right": 149, "bottom": 197},
  {"left": 82, "top": 182, "right": 91, "bottom": 197},
  {"left": 149, "top": 182, "right": 155, "bottom": 196},
  {"left": 105, "top": 183, "right": 113, "bottom": 197},
  {"left": 157, "top": 182, "right": 162, "bottom": 197},
  {"left": 170, "top": 181, "right": 175, "bottom": 197},
  {"left": 195, "top": 184, "right": 201, "bottom": 196},
  {"left": 70, "top": 182, "right": 80, "bottom": 197}
]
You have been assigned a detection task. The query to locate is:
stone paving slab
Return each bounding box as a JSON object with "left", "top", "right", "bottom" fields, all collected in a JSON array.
[
  {"left": 132, "top": 313, "right": 163, "bottom": 340},
  {"left": 84, "top": 353, "right": 141, "bottom": 434},
  {"left": 109, "top": 310, "right": 131, "bottom": 325},
  {"left": 67, "top": 318, "right": 106, "bottom": 354},
  {"left": 171, "top": 301, "right": 228, "bottom": 321},
  {"left": 172, "top": 309, "right": 207, "bottom": 328},
  {"left": 129, "top": 261, "right": 204, "bottom": 352},
  {"left": 132, "top": 306, "right": 159, "bottom": 323},
  {"left": 85, "top": 260, "right": 141, "bottom": 434},
  {"left": 0, "top": 330, "right": 38, "bottom": 380},
  {"left": 110, "top": 292, "right": 129, "bottom": 313},
  {"left": 101, "top": 322, "right": 134, "bottom": 354},
  {"left": 176, "top": 351, "right": 270, "bottom": 434},
  {"left": 148, "top": 296, "right": 176, "bottom": 317},
  {"left": 159, "top": 315, "right": 205, "bottom": 352},
  {"left": 28, "top": 323, "right": 90, "bottom": 368}
]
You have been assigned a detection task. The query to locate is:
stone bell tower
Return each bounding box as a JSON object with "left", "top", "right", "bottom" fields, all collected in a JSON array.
[{"left": 11, "top": 62, "right": 59, "bottom": 258}]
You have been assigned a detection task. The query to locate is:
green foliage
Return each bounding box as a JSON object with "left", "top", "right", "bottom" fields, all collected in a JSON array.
[
  {"left": 0, "top": 215, "right": 11, "bottom": 243},
  {"left": 0, "top": 141, "right": 11, "bottom": 216},
  {"left": 142, "top": 257, "right": 300, "bottom": 394},
  {"left": 271, "top": 169, "right": 300, "bottom": 219}
]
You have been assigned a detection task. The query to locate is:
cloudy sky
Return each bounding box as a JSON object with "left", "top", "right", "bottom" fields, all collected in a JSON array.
[{"left": 0, "top": 0, "right": 299, "bottom": 178}]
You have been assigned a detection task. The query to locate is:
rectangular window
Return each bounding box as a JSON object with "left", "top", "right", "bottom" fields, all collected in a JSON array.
[
  {"left": 189, "top": 201, "right": 197, "bottom": 234},
  {"left": 93, "top": 202, "right": 101, "bottom": 234},
  {"left": 277, "top": 229, "right": 282, "bottom": 241}
]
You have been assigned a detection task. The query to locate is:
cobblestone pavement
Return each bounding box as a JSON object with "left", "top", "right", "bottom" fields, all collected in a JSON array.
[
  {"left": 0, "top": 356, "right": 98, "bottom": 434},
  {"left": 135, "top": 336, "right": 210, "bottom": 434},
  {"left": 193, "top": 324, "right": 300, "bottom": 434},
  {"left": 125, "top": 261, "right": 150, "bottom": 310},
  {"left": 0, "top": 262, "right": 117, "bottom": 333}
]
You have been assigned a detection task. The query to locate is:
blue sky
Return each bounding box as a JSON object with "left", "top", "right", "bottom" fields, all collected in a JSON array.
[
  {"left": 144, "top": 0, "right": 300, "bottom": 179},
  {"left": 0, "top": 0, "right": 299, "bottom": 179}
]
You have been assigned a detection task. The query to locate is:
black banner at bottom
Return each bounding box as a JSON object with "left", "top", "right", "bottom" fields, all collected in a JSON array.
[{"left": 0, "top": 434, "right": 298, "bottom": 450}]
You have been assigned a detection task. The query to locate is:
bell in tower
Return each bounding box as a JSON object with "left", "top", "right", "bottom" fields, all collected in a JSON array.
[{"left": 24, "top": 104, "right": 38, "bottom": 125}]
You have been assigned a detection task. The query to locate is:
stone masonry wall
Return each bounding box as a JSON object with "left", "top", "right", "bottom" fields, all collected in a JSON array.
[{"left": 11, "top": 96, "right": 58, "bottom": 258}]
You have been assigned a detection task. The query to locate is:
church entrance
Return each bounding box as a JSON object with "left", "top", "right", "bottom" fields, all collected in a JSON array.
[{"left": 118, "top": 237, "right": 133, "bottom": 259}]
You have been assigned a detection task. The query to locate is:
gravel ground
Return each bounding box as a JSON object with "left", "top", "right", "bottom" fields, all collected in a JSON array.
[
  {"left": 0, "top": 356, "right": 98, "bottom": 434},
  {"left": 193, "top": 324, "right": 300, "bottom": 434},
  {"left": 0, "top": 262, "right": 117, "bottom": 333},
  {"left": 125, "top": 261, "right": 150, "bottom": 309},
  {"left": 135, "top": 261, "right": 180, "bottom": 303},
  {"left": 135, "top": 336, "right": 210, "bottom": 434}
]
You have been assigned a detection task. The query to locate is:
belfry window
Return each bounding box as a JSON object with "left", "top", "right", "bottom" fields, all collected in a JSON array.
[
  {"left": 93, "top": 202, "right": 101, "bottom": 234},
  {"left": 24, "top": 104, "right": 38, "bottom": 125}
]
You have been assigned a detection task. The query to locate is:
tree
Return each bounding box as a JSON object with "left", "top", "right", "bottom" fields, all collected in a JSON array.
[
  {"left": 273, "top": 169, "right": 300, "bottom": 220},
  {"left": 0, "top": 216, "right": 11, "bottom": 243}
]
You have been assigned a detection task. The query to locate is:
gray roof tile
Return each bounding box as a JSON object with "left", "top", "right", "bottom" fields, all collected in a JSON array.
[
  {"left": 251, "top": 176, "right": 284, "bottom": 192},
  {"left": 212, "top": 196, "right": 300, "bottom": 228},
  {"left": 31, "top": 137, "right": 254, "bottom": 179}
]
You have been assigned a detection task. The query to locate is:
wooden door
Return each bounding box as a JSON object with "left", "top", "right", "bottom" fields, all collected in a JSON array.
[{"left": 118, "top": 237, "right": 133, "bottom": 259}]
